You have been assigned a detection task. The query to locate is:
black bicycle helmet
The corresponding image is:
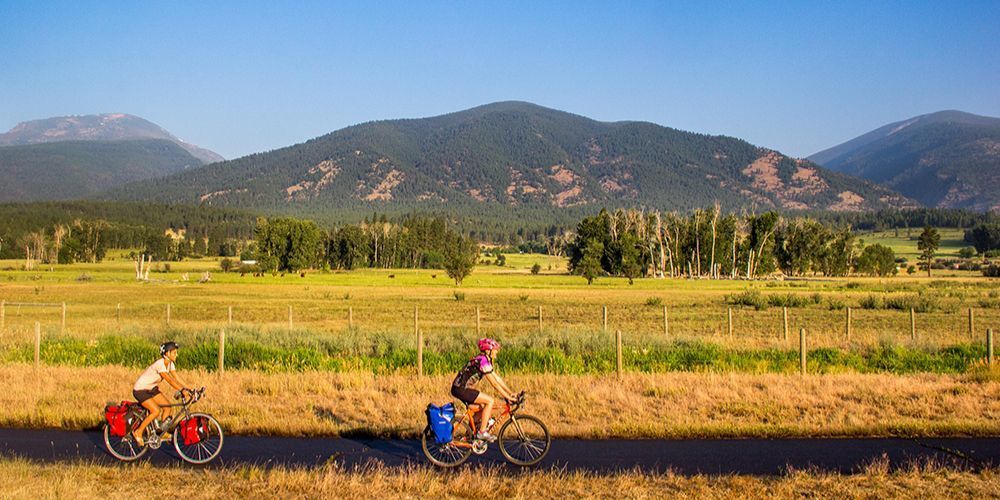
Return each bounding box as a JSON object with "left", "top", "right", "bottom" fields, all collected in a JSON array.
[{"left": 160, "top": 341, "right": 179, "bottom": 357}]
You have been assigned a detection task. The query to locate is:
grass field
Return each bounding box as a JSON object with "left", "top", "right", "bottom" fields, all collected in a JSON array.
[
  {"left": 3, "top": 365, "right": 998, "bottom": 439},
  {"left": 859, "top": 228, "right": 970, "bottom": 260},
  {"left": 0, "top": 458, "right": 996, "bottom": 499}
]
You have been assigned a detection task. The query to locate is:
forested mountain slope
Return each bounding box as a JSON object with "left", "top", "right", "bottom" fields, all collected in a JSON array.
[
  {"left": 105, "top": 102, "right": 912, "bottom": 213},
  {"left": 809, "top": 111, "right": 1000, "bottom": 211}
]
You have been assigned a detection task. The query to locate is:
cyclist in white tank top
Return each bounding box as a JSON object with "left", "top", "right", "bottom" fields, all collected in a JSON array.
[{"left": 131, "top": 341, "right": 194, "bottom": 446}]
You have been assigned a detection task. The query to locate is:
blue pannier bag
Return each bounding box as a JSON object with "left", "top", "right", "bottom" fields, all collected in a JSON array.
[{"left": 426, "top": 402, "right": 455, "bottom": 444}]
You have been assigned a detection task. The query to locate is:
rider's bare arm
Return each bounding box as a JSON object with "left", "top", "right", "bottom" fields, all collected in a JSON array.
[
  {"left": 160, "top": 371, "right": 185, "bottom": 392},
  {"left": 484, "top": 373, "right": 514, "bottom": 400}
]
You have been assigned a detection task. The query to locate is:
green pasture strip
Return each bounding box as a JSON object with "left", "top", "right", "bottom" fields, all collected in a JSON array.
[{"left": 0, "top": 326, "right": 986, "bottom": 375}]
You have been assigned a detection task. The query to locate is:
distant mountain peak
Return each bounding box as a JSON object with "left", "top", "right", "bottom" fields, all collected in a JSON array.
[
  {"left": 809, "top": 110, "right": 1000, "bottom": 211},
  {"left": 0, "top": 113, "right": 224, "bottom": 164}
]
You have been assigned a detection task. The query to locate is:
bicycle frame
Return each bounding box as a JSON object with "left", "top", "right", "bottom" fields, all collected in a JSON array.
[
  {"left": 449, "top": 399, "right": 519, "bottom": 450},
  {"left": 134, "top": 390, "right": 203, "bottom": 435}
]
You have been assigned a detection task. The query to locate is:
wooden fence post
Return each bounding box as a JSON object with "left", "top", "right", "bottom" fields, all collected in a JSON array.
[
  {"left": 782, "top": 307, "right": 788, "bottom": 341},
  {"left": 416, "top": 306, "right": 423, "bottom": 376},
  {"left": 349, "top": 307, "right": 354, "bottom": 329},
  {"left": 799, "top": 328, "right": 807, "bottom": 376},
  {"left": 846, "top": 307, "right": 852, "bottom": 341},
  {"left": 166, "top": 304, "right": 171, "bottom": 326},
  {"left": 727, "top": 307, "right": 733, "bottom": 337},
  {"left": 61, "top": 302, "right": 66, "bottom": 334},
  {"left": 969, "top": 308, "right": 975, "bottom": 340},
  {"left": 910, "top": 308, "right": 916, "bottom": 340},
  {"left": 116, "top": 303, "right": 121, "bottom": 328},
  {"left": 1, "top": 299, "right": 5, "bottom": 330},
  {"left": 476, "top": 306, "right": 481, "bottom": 336},
  {"left": 615, "top": 329, "right": 623, "bottom": 379},
  {"left": 988, "top": 328, "right": 994, "bottom": 368},
  {"left": 228, "top": 306, "right": 233, "bottom": 325},
  {"left": 218, "top": 329, "right": 226, "bottom": 374},
  {"left": 538, "top": 305, "right": 543, "bottom": 334},
  {"left": 34, "top": 322, "right": 42, "bottom": 369},
  {"left": 603, "top": 305, "right": 608, "bottom": 332},
  {"left": 288, "top": 305, "right": 293, "bottom": 330},
  {"left": 663, "top": 306, "right": 668, "bottom": 337}
]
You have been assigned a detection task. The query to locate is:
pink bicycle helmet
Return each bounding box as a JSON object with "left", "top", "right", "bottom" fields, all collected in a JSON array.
[{"left": 478, "top": 338, "right": 501, "bottom": 352}]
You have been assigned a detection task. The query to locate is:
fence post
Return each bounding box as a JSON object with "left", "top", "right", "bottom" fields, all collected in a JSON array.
[
  {"left": 538, "top": 305, "right": 543, "bottom": 334},
  {"left": 846, "top": 307, "right": 852, "bottom": 341},
  {"left": 228, "top": 306, "right": 233, "bottom": 325},
  {"left": 969, "top": 308, "right": 975, "bottom": 340},
  {"left": 988, "top": 329, "right": 994, "bottom": 368},
  {"left": 416, "top": 306, "right": 423, "bottom": 376},
  {"left": 34, "top": 322, "right": 41, "bottom": 370},
  {"left": 616, "top": 329, "right": 623, "bottom": 379},
  {"left": 288, "top": 305, "right": 293, "bottom": 330},
  {"left": 782, "top": 307, "right": 788, "bottom": 341},
  {"left": 166, "top": 304, "right": 171, "bottom": 326},
  {"left": 116, "top": 303, "right": 121, "bottom": 328},
  {"left": 1, "top": 300, "right": 5, "bottom": 330},
  {"left": 476, "top": 307, "right": 481, "bottom": 337},
  {"left": 663, "top": 306, "right": 668, "bottom": 337},
  {"left": 603, "top": 305, "right": 608, "bottom": 332},
  {"left": 349, "top": 307, "right": 354, "bottom": 329},
  {"left": 909, "top": 308, "right": 916, "bottom": 340},
  {"left": 61, "top": 302, "right": 66, "bottom": 334},
  {"left": 218, "top": 329, "right": 226, "bottom": 374},
  {"left": 799, "top": 328, "right": 807, "bottom": 376},
  {"left": 727, "top": 307, "right": 733, "bottom": 337}
]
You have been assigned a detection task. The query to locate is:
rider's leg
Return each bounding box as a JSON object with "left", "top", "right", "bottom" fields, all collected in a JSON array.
[
  {"left": 135, "top": 398, "right": 160, "bottom": 444},
  {"left": 152, "top": 393, "right": 172, "bottom": 422},
  {"left": 474, "top": 393, "right": 494, "bottom": 431}
]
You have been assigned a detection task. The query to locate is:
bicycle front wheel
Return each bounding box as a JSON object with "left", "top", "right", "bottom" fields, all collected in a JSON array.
[
  {"left": 421, "top": 418, "right": 474, "bottom": 468},
  {"left": 173, "top": 413, "right": 224, "bottom": 464},
  {"left": 498, "top": 414, "right": 550, "bottom": 466},
  {"left": 103, "top": 424, "right": 148, "bottom": 462}
]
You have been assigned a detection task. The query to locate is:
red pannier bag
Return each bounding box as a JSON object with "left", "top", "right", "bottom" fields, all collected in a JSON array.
[
  {"left": 104, "top": 401, "right": 132, "bottom": 437},
  {"left": 179, "top": 416, "right": 210, "bottom": 446}
]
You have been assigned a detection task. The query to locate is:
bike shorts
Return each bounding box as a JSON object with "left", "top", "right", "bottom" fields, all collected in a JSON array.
[
  {"left": 132, "top": 387, "right": 161, "bottom": 404},
  {"left": 451, "top": 386, "right": 480, "bottom": 405}
]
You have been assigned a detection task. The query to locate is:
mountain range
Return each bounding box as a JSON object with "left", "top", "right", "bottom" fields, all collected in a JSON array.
[
  {"left": 0, "top": 114, "right": 223, "bottom": 203},
  {"left": 103, "top": 102, "right": 910, "bottom": 214},
  {"left": 809, "top": 110, "right": 1000, "bottom": 211}
]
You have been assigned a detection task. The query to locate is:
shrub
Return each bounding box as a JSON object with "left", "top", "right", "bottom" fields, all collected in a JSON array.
[
  {"left": 727, "top": 289, "right": 768, "bottom": 310},
  {"left": 220, "top": 258, "right": 234, "bottom": 273},
  {"left": 982, "top": 264, "right": 1000, "bottom": 278},
  {"left": 827, "top": 298, "right": 846, "bottom": 310},
  {"left": 766, "top": 293, "right": 809, "bottom": 308},
  {"left": 530, "top": 263, "right": 542, "bottom": 275},
  {"left": 958, "top": 247, "right": 977, "bottom": 259},
  {"left": 453, "top": 292, "right": 466, "bottom": 301},
  {"left": 518, "top": 294, "right": 529, "bottom": 302},
  {"left": 859, "top": 294, "right": 883, "bottom": 309},
  {"left": 644, "top": 297, "right": 663, "bottom": 307},
  {"left": 75, "top": 273, "right": 93, "bottom": 282}
]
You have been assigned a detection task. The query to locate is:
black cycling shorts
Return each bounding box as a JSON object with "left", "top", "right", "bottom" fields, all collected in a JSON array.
[
  {"left": 132, "top": 387, "right": 161, "bottom": 404},
  {"left": 451, "top": 386, "right": 480, "bottom": 405}
]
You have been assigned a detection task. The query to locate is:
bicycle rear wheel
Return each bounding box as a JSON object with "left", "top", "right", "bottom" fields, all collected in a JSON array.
[
  {"left": 173, "top": 413, "right": 224, "bottom": 464},
  {"left": 421, "top": 418, "right": 474, "bottom": 468},
  {"left": 498, "top": 414, "right": 550, "bottom": 466},
  {"left": 103, "top": 424, "right": 148, "bottom": 462}
]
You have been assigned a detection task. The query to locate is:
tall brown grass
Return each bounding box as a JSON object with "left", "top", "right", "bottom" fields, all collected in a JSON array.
[
  {"left": 0, "top": 457, "right": 996, "bottom": 499},
  {"left": 1, "top": 364, "right": 997, "bottom": 438}
]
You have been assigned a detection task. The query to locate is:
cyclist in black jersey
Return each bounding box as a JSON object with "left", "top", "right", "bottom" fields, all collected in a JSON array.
[{"left": 451, "top": 338, "right": 517, "bottom": 442}]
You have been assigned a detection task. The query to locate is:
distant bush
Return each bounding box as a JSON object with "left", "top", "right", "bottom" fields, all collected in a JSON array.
[
  {"left": 220, "top": 258, "right": 234, "bottom": 273},
  {"left": 75, "top": 273, "right": 93, "bottom": 282},
  {"left": 859, "top": 294, "right": 883, "bottom": 309},
  {"left": 727, "top": 289, "right": 768, "bottom": 310},
  {"left": 530, "top": 263, "right": 542, "bottom": 275},
  {"left": 983, "top": 264, "right": 1000, "bottom": 278},
  {"left": 958, "top": 247, "right": 977, "bottom": 259},
  {"left": 644, "top": 297, "right": 663, "bottom": 307},
  {"left": 453, "top": 292, "right": 466, "bottom": 301},
  {"left": 518, "top": 294, "right": 529, "bottom": 302},
  {"left": 766, "top": 293, "right": 810, "bottom": 308},
  {"left": 827, "top": 298, "right": 846, "bottom": 310}
]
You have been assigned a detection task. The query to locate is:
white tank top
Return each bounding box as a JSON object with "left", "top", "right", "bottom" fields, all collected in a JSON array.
[{"left": 133, "top": 358, "right": 175, "bottom": 391}]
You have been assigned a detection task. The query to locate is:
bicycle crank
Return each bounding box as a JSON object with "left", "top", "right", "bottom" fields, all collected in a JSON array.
[{"left": 471, "top": 440, "right": 488, "bottom": 455}]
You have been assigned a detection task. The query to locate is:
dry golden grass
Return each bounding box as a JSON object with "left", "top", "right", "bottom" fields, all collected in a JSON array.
[
  {"left": 2, "top": 364, "right": 998, "bottom": 438},
  {"left": 0, "top": 457, "right": 996, "bottom": 499}
]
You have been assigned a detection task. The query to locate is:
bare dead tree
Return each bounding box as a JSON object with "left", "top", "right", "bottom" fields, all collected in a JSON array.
[{"left": 709, "top": 201, "right": 720, "bottom": 279}]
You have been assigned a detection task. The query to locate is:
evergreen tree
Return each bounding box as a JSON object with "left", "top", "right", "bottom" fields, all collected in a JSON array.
[{"left": 917, "top": 225, "right": 940, "bottom": 277}]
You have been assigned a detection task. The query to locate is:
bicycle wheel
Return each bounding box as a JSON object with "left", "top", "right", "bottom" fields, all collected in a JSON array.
[
  {"left": 421, "top": 417, "right": 474, "bottom": 468},
  {"left": 173, "top": 413, "right": 224, "bottom": 464},
  {"left": 103, "top": 424, "right": 148, "bottom": 462},
  {"left": 498, "top": 414, "right": 550, "bottom": 466}
]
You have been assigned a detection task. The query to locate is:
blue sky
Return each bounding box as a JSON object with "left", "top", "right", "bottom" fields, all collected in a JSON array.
[{"left": 1, "top": 1, "right": 998, "bottom": 159}]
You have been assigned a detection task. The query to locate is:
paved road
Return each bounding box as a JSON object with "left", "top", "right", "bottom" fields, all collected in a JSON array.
[{"left": 1, "top": 428, "right": 997, "bottom": 474}]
